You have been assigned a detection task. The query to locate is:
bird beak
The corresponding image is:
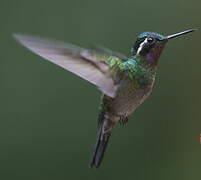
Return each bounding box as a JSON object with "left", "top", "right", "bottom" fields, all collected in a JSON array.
[{"left": 165, "top": 29, "right": 197, "bottom": 40}]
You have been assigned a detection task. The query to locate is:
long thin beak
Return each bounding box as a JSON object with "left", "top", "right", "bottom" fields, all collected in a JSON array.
[{"left": 166, "top": 29, "right": 197, "bottom": 40}]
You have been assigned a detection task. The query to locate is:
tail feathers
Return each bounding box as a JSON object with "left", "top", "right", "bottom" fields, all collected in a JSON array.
[{"left": 90, "top": 123, "right": 112, "bottom": 168}]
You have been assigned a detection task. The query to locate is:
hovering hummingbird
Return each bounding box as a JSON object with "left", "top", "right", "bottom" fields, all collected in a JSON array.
[{"left": 14, "top": 29, "right": 196, "bottom": 168}]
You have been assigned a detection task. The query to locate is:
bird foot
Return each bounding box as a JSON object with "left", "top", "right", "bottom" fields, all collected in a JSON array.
[{"left": 119, "top": 116, "right": 128, "bottom": 125}]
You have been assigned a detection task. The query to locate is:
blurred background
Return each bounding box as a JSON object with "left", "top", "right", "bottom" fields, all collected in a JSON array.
[{"left": 0, "top": 0, "right": 201, "bottom": 179}]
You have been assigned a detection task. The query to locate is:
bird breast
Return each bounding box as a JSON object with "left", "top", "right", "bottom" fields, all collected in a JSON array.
[{"left": 109, "top": 78, "right": 155, "bottom": 117}]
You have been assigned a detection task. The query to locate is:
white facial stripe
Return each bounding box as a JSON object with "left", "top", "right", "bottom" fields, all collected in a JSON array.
[{"left": 137, "top": 38, "right": 148, "bottom": 55}]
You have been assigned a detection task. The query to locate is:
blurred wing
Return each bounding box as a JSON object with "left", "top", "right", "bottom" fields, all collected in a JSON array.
[
  {"left": 14, "top": 34, "right": 123, "bottom": 97},
  {"left": 92, "top": 45, "right": 127, "bottom": 60}
]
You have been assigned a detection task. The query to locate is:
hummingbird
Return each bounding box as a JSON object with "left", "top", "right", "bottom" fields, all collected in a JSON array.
[{"left": 13, "top": 29, "right": 196, "bottom": 168}]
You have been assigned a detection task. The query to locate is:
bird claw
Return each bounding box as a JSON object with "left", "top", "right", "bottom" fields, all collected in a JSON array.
[{"left": 119, "top": 116, "right": 128, "bottom": 125}]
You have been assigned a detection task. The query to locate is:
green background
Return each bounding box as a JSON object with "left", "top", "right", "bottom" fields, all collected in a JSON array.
[{"left": 0, "top": 0, "right": 201, "bottom": 179}]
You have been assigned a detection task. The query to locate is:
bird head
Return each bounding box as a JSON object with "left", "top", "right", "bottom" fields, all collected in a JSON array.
[{"left": 132, "top": 29, "right": 197, "bottom": 65}]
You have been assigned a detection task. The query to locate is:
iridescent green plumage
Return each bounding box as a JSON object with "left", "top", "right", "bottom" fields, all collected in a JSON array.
[{"left": 13, "top": 29, "right": 196, "bottom": 168}]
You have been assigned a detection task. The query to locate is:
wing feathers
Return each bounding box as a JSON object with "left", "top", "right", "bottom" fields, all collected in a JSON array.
[{"left": 14, "top": 34, "right": 119, "bottom": 97}]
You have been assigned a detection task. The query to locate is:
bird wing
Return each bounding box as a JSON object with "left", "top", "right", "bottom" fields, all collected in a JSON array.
[
  {"left": 14, "top": 34, "right": 126, "bottom": 98},
  {"left": 91, "top": 45, "right": 127, "bottom": 60}
]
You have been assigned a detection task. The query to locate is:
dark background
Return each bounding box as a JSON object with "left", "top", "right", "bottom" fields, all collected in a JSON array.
[{"left": 0, "top": 0, "right": 201, "bottom": 179}]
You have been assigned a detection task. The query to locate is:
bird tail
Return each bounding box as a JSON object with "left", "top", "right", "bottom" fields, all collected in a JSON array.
[{"left": 90, "top": 116, "right": 113, "bottom": 168}]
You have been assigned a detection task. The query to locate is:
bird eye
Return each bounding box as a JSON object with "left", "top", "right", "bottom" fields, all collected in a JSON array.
[{"left": 147, "top": 37, "right": 154, "bottom": 43}]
